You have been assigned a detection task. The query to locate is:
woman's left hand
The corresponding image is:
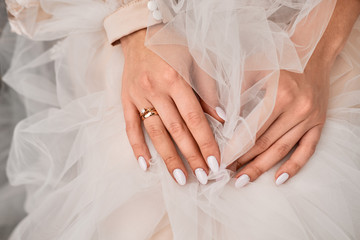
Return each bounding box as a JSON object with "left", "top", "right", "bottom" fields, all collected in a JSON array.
[
  {"left": 229, "top": 0, "right": 360, "bottom": 187},
  {"left": 231, "top": 56, "right": 331, "bottom": 187}
]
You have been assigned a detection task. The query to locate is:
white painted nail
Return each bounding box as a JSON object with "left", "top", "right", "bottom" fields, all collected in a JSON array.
[
  {"left": 207, "top": 156, "right": 219, "bottom": 173},
  {"left": 235, "top": 174, "right": 250, "bottom": 188},
  {"left": 276, "top": 173, "right": 289, "bottom": 185},
  {"left": 195, "top": 168, "right": 208, "bottom": 185},
  {"left": 173, "top": 169, "right": 186, "bottom": 185},
  {"left": 215, "top": 107, "right": 227, "bottom": 121},
  {"left": 138, "top": 156, "right": 147, "bottom": 171}
]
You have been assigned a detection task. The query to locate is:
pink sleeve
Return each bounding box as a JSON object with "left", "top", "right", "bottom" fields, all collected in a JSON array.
[{"left": 103, "top": 0, "right": 163, "bottom": 46}]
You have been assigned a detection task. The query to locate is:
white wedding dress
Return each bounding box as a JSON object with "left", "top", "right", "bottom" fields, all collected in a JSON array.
[{"left": 1, "top": 0, "right": 360, "bottom": 239}]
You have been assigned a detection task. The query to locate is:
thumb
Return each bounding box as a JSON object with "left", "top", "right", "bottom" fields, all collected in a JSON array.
[
  {"left": 192, "top": 59, "right": 226, "bottom": 123},
  {"left": 199, "top": 98, "right": 226, "bottom": 124}
]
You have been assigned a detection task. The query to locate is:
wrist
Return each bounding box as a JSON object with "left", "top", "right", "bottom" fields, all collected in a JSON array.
[
  {"left": 309, "top": 0, "right": 360, "bottom": 69},
  {"left": 120, "top": 28, "right": 147, "bottom": 54},
  {"left": 309, "top": 39, "right": 341, "bottom": 70}
]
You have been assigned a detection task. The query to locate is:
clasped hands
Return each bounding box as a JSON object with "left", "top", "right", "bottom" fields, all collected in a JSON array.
[{"left": 120, "top": 29, "right": 330, "bottom": 187}]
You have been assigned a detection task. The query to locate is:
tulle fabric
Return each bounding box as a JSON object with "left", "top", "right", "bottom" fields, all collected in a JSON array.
[
  {"left": 146, "top": 0, "right": 336, "bottom": 165},
  {"left": 0, "top": 13, "right": 27, "bottom": 239},
  {"left": 1, "top": 0, "right": 360, "bottom": 239}
]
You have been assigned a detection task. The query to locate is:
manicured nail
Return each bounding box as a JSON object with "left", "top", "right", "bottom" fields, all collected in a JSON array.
[
  {"left": 215, "top": 107, "right": 227, "bottom": 121},
  {"left": 138, "top": 156, "right": 147, "bottom": 171},
  {"left": 235, "top": 174, "right": 250, "bottom": 188},
  {"left": 207, "top": 156, "right": 219, "bottom": 173},
  {"left": 276, "top": 173, "right": 289, "bottom": 185},
  {"left": 173, "top": 169, "right": 186, "bottom": 185},
  {"left": 195, "top": 168, "right": 208, "bottom": 185}
]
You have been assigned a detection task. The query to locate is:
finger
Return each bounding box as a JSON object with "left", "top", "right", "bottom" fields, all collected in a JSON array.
[
  {"left": 170, "top": 80, "right": 221, "bottom": 173},
  {"left": 150, "top": 95, "right": 209, "bottom": 184},
  {"left": 199, "top": 98, "right": 225, "bottom": 124},
  {"left": 225, "top": 70, "right": 281, "bottom": 171},
  {"left": 192, "top": 60, "right": 226, "bottom": 123},
  {"left": 235, "top": 112, "right": 304, "bottom": 167},
  {"left": 226, "top": 111, "right": 281, "bottom": 172},
  {"left": 122, "top": 99, "right": 151, "bottom": 172},
  {"left": 135, "top": 101, "right": 188, "bottom": 185},
  {"left": 274, "top": 125, "right": 322, "bottom": 185},
  {"left": 254, "top": 105, "right": 282, "bottom": 141},
  {"left": 234, "top": 123, "right": 307, "bottom": 188},
  {"left": 226, "top": 90, "right": 282, "bottom": 172}
]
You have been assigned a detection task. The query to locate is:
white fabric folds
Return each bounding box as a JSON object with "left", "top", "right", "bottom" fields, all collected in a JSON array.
[{"left": 1, "top": 0, "right": 360, "bottom": 239}]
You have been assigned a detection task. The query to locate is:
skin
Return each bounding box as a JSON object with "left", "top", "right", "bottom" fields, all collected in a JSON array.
[
  {"left": 120, "top": 30, "right": 221, "bottom": 183},
  {"left": 231, "top": 0, "right": 360, "bottom": 185},
  {"left": 121, "top": 0, "right": 360, "bottom": 185}
]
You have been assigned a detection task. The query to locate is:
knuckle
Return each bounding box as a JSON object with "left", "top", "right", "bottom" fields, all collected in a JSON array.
[
  {"left": 297, "top": 95, "right": 314, "bottom": 116},
  {"left": 162, "top": 67, "right": 179, "bottom": 85},
  {"left": 234, "top": 156, "right": 245, "bottom": 167},
  {"left": 255, "top": 136, "right": 271, "bottom": 151},
  {"left": 186, "top": 155, "right": 199, "bottom": 165},
  {"left": 235, "top": 160, "right": 244, "bottom": 170},
  {"left": 147, "top": 124, "right": 165, "bottom": 139},
  {"left": 163, "top": 155, "right": 180, "bottom": 169},
  {"left": 276, "top": 143, "right": 291, "bottom": 157},
  {"left": 281, "top": 89, "right": 295, "bottom": 104},
  {"left": 289, "top": 161, "right": 302, "bottom": 173},
  {"left": 278, "top": 84, "right": 296, "bottom": 105},
  {"left": 168, "top": 122, "right": 186, "bottom": 138},
  {"left": 130, "top": 143, "right": 144, "bottom": 152},
  {"left": 252, "top": 164, "right": 265, "bottom": 177},
  {"left": 138, "top": 74, "right": 154, "bottom": 92},
  {"left": 199, "top": 140, "right": 215, "bottom": 152},
  {"left": 185, "top": 111, "right": 204, "bottom": 127},
  {"left": 125, "top": 122, "right": 139, "bottom": 134}
]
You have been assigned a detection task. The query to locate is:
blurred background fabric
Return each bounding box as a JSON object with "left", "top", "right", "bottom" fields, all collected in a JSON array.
[{"left": 0, "top": 2, "right": 26, "bottom": 239}]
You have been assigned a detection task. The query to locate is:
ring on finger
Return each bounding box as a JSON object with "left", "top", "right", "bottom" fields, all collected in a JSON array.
[{"left": 140, "top": 107, "right": 159, "bottom": 120}]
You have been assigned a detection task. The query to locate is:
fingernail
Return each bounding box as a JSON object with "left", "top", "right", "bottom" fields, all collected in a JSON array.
[
  {"left": 215, "top": 107, "right": 227, "bottom": 121},
  {"left": 235, "top": 174, "right": 250, "bottom": 188},
  {"left": 195, "top": 168, "right": 208, "bottom": 185},
  {"left": 173, "top": 169, "right": 186, "bottom": 185},
  {"left": 276, "top": 173, "right": 289, "bottom": 185},
  {"left": 207, "top": 156, "right": 219, "bottom": 173},
  {"left": 138, "top": 156, "right": 147, "bottom": 171}
]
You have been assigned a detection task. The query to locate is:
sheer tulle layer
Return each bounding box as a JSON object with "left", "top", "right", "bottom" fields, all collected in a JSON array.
[
  {"left": 1, "top": 0, "right": 360, "bottom": 239},
  {"left": 146, "top": 0, "right": 336, "bottom": 165}
]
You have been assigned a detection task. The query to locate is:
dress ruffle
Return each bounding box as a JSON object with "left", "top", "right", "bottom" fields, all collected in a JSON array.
[{"left": 1, "top": 0, "right": 360, "bottom": 239}]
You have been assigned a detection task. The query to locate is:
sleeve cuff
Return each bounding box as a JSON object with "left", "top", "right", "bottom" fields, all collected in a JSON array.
[{"left": 103, "top": 0, "right": 162, "bottom": 46}]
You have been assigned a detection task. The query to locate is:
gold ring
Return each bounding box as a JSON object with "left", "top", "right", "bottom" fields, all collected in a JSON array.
[{"left": 140, "top": 107, "right": 159, "bottom": 120}]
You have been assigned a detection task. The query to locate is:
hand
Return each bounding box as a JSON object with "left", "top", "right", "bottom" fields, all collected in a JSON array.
[
  {"left": 120, "top": 29, "right": 221, "bottom": 185},
  {"left": 231, "top": 58, "right": 331, "bottom": 187},
  {"left": 230, "top": 0, "right": 360, "bottom": 187}
]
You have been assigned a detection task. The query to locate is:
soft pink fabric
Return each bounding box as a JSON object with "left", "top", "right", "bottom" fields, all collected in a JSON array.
[{"left": 103, "top": 0, "right": 161, "bottom": 45}]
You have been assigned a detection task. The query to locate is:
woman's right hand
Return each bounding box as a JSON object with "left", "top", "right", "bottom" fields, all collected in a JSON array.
[{"left": 120, "top": 29, "right": 222, "bottom": 185}]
